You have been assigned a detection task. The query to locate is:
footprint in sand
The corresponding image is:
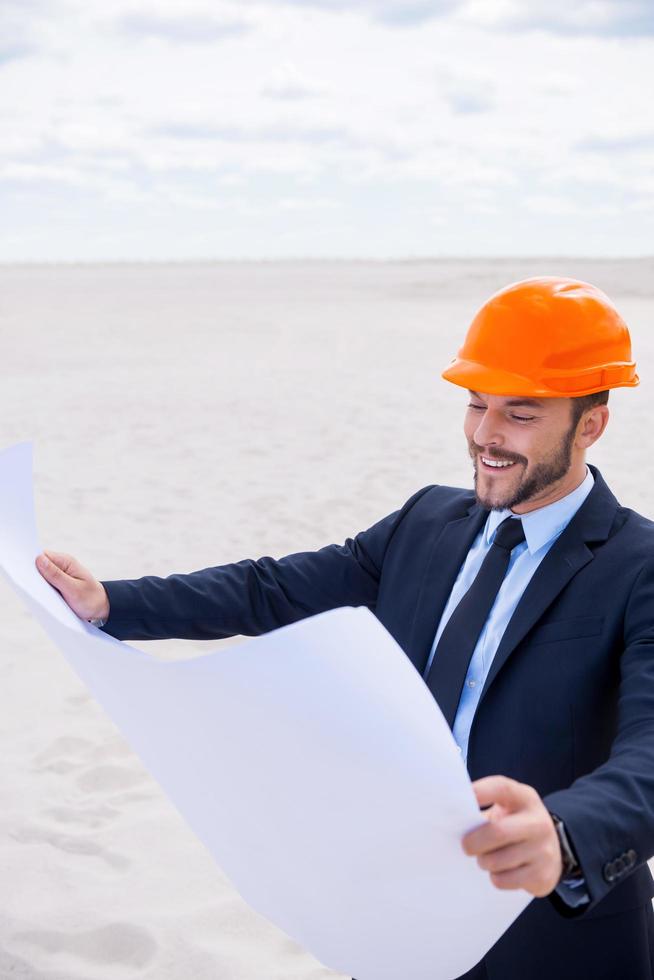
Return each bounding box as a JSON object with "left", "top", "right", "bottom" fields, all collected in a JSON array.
[
  {"left": 90, "top": 736, "right": 134, "bottom": 763},
  {"left": 76, "top": 763, "right": 150, "bottom": 794},
  {"left": 65, "top": 691, "right": 92, "bottom": 708},
  {"left": 43, "top": 801, "right": 119, "bottom": 829},
  {"left": 29, "top": 735, "right": 158, "bottom": 862},
  {"left": 10, "top": 823, "right": 131, "bottom": 870},
  {"left": 32, "top": 735, "right": 95, "bottom": 774},
  {"left": 0, "top": 947, "right": 72, "bottom": 980},
  {"left": 33, "top": 734, "right": 154, "bottom": 805},
  {"left": 8, "top": 922, "right": 158, "bottom": 974},
  {"left": 34, "top": 734, "right": 134, "bottom": 771}
]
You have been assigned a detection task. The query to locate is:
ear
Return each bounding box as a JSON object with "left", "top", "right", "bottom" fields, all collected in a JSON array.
[{"left": 576, "top": 405, "right": 609, "bottom": 449}]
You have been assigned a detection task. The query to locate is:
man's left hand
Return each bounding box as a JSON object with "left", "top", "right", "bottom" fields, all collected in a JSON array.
[{"left": 461, "top": 775, "right": 563, "bottom": 897}]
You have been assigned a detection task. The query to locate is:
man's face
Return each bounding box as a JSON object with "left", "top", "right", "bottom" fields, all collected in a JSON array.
[{"left": 464, "top": 391, "right": 580, "bottom": 512}]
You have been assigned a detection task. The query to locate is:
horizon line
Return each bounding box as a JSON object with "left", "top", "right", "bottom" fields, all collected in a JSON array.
[{"left": 0, "top": 255, "right": 652, "bottom": 266}]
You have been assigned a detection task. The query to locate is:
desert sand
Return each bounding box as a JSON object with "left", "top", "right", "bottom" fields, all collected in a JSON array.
[{"left": 1, "top": 259, "right": 653, "bottom": 978}]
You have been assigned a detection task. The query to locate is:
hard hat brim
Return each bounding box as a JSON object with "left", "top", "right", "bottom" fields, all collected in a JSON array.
[{"left": 442, "top": 357, "right": 639, "bottom": 398}]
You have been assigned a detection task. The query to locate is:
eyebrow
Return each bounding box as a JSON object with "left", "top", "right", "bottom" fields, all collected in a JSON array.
[{"left": 468, "top": 391, "right": 544, "bottom": 409}]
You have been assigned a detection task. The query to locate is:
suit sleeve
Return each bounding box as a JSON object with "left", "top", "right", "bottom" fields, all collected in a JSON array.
[
  {"left": 544, "top": 556, "right": 654, "bottom": 914},
  {"left": 100, "top": 486, "right": 432, "bottom": 641}
]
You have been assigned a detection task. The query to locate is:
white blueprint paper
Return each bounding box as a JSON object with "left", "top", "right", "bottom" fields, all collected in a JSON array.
[{"left": 0, "top": 442, "right": 530, "bottom": 980}]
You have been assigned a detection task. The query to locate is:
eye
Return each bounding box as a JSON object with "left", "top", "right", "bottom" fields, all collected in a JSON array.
[
  {"left": 510, "top": 414, "right": 535, "bottom": 423},
  {"left": 467, "top": 403, "right": 485, "bottom": 411}
]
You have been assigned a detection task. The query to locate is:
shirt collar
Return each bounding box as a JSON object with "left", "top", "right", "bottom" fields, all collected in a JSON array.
[{"left": 484, "top": 467, "right": 595, "bottom": 556}]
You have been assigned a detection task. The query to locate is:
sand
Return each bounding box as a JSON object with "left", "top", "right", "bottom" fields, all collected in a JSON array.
[{"left": 1, "top": 258, "right": 653, "bottom": 978}]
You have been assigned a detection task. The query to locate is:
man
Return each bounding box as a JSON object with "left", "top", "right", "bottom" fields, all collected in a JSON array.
[{"left": 37, "top": 277, "right": 654, "bottom": 979}]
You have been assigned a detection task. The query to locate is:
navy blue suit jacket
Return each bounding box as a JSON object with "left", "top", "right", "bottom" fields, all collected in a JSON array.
[{"left": 102, "top": 466, "right": 654, "bottom": 979}]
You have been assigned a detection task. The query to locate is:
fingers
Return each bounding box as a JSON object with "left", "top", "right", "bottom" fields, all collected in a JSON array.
[
  {"left": 463, "top": 777, "right": 564, "bottom": 897},
  {"left": 489, "top": 864, "right": 533, "bottom": 892},
  {"left": 41, "top": 550, "right": 83, "bottom": 579},
  {"left": 472, "top": 775, "right": 538, "bottom": 812},
  {"left": 475, "top": 840, "right": 539, "bottom": 874},
  {"left": 462, "top": 812, "right": 530, "bottom": 857},
  {"left": 34, "top": 550, "right": 109, "bottom": 622},
  {"left": 490, "top": 860, "right": 560, "bottom": 897},
  {"left": 463, "top": 819, "right": 561, "bottom": 897},
  {"left": 36, "top": 551, "right": 74, "bottom": 584}
]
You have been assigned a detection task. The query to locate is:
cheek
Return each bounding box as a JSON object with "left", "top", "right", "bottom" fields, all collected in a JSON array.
[
  {"left": 515, "top": 435, "right": 544, "bottom": 467},
  {"left": 463, "top": 412, "right": 478, "bottom": 443}
]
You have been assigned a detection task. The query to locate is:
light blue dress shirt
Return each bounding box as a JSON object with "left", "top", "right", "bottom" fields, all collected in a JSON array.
[
  {"left": 424, "top": 467, "right": 595, "bottom": 906},
  {"left": 424, "top": 466, "right": 594, "bottom": 762}
]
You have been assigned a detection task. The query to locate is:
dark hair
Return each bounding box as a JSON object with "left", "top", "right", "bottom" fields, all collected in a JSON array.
[{"left": 570, "top": 390, "right": 609, "bottom": 428}]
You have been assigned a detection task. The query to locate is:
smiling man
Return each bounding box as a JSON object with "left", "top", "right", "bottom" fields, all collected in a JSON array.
[
  {"left": 37, "top": 277, "right": 654, "bottom": 979},
  {"left": 466, "top": 390, "right": 603, "bottom": 512}
]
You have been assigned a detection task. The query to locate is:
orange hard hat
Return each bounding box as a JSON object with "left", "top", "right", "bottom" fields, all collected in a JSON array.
[{"left": 442, "top": 276, "right": 638, "bottom": 397}]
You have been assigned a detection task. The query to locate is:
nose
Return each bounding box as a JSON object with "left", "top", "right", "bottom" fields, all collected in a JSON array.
[{"left": 472, "top": 407, "right": 504, "bottom": 449}]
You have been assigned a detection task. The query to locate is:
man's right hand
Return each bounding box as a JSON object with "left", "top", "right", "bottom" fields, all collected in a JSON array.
[{"left": 35, "top": 550, "right": 110, "bottom": 624}]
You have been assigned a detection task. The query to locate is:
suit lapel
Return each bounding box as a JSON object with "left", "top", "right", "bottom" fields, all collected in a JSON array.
[
  {"left": 479, "top": 536, "right": 594, "bottom": 699},
  {"left": 407, "top": 503, "right": 488, "bottom": 675},
  {"left": 479, "top": 466, "right": 619, "bottom": 704}
]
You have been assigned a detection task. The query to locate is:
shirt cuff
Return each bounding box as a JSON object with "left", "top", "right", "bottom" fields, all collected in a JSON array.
[{"left": 555, "top": 876, "right": 590, "bottom": 907}]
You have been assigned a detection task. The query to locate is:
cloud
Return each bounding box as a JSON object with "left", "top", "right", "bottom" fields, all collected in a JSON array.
[
  {"left": 481, "top": 0, "right": 654, "bottom": 37},
  {"left": 436, "top": 68, "right": 495, "bottom": 115},
  {"left": 524, "top": 193, "right": 621, "bottom": 217},
  {"left": 1, "top": 0, "right": 652, "bottom": 259},
  {"left": 577, "top": 132, "right": 654, "bottom": 153},
  {"left": 247, "top": 0, "right": 462, "bottom": 27},
  {"left": 0, "top": 0, "right": 45, "bottom": 65},
  {"left": 149, "top": 121, "right": 356, "bottom": 147},
  {"left": 446, "top": 91, "right": 493, "bottom": 114},
  {"left": 276, "top": 195, "right": 340, "bottom": 211},
  {"left": 117, "top": 12, "right": 252, "bottom": 43},
  {"left": 369, "top": 0, "right": 461, "bottom": 26},
  {"left": 0, "top": 43, "right": 35, "bottom": 66},
  {"left": 0, "top": 160, "right": 152, "bottom": 208},
  {"left": 263, "top": 82, "right": 317, "bottom": 101},
  {"left": 262, "top": 62, "right": 321, "bottom": 102}
]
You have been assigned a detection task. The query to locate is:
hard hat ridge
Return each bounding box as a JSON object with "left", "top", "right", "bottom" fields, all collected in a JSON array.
[{"left": 442, "top": 276, "right": 638, "bottom": 398}]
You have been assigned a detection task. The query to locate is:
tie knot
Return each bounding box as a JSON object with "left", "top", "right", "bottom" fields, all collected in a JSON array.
[{"left": 493, "top": 516, "right": 525, "bottom": 552}]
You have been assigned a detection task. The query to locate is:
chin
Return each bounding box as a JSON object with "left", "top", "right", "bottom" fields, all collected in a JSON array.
[
  {"left": 475, "top": 477, "right": 521, "bottom": 512},
  {"left": 476, "top": 494, "right": 512, "bottom": 512}
]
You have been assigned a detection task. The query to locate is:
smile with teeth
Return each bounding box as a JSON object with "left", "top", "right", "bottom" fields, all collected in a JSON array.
[{"left": 480, "top": 456, "right": 516, "bottom": 469}]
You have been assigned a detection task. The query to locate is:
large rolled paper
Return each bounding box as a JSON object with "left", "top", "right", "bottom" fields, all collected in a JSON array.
[{"left": 0, "top": 442, "right": 529, "bottom": 980}]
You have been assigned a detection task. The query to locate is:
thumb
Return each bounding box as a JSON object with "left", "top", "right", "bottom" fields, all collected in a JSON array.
[
  {"left": 36, "top": 551, "right": 75, "bottom": 586},
  {"left": 471, "top": 775, "right": 528, "bottom": 814}
]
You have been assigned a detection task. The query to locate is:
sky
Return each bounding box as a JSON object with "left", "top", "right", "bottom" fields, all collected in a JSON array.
[{"left": 1, "top": 0, "right": 653, "bottom": 260}]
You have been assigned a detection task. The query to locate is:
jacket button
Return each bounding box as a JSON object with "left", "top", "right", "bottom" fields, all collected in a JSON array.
[
  {"left": 626, "top": 849, "right": 637, "bottom": 867},
  {"left": 603, "top": 861, "right": 617, "bottom": 883}
]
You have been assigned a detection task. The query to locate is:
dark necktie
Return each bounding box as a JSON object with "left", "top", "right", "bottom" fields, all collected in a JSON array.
[{"left": 425, "top": 516, "right": 526, "bottom": 728}]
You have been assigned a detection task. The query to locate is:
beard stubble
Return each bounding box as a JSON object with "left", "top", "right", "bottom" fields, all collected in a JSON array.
[{"left": 470, "top": 423, "right": 577, "bottom": 511}]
